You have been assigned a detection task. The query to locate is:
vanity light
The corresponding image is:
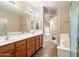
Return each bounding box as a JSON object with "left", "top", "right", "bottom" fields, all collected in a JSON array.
[
  {"left": 27, "top": 8, "right": 38, "bottom": 16},
  {"left": 9, "top": 1, "right": 16, "bottom": 4},
  {"left": 29, "top": 9, "right": 35, "bottom": 15}
]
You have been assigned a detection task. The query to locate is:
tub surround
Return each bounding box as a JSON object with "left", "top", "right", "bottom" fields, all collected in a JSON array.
[
  {"left": 57, "top": 33, "right": 70, "bottom": 51},
  {"left": 57, "top": 33, "right": 70, "bottom": 57}
]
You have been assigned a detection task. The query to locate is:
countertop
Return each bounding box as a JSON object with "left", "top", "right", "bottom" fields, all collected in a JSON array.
[{"left": 0, "top": 31, "right": 43, "bottom": 46}]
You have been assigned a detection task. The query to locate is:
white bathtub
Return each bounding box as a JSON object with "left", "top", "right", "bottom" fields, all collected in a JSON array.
[{"left": 57, "top": 33, "right": 70, "bottom": 51}]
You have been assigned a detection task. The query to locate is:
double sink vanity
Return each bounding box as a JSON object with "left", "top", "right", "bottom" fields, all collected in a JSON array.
[
  {"left": 0, "top": 32, "right": 43, "bottom": 57},
  {"left": 0, "top": 2, "right": 43, "bottom": 57}
]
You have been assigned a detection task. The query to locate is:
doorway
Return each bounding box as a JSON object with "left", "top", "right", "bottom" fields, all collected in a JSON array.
[{"left": 43, "top": 7, "right": 58, "bottom": 46}]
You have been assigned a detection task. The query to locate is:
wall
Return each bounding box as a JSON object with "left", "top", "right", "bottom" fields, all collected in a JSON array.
[
  {"left": 0, "top": 10, "right": 29, "bottom": 32},
  {"left": 57, "top": 4, "right": 70, "bottom": 45},
  {"left": 59, "top": 4, "right": 70, "bottom": 33},
  {"left": 0, "top": 11, "right": 22, "bottom": 32},
  {"left": 0, "top": 1, "right": 43, "bottom": 34},
  {"left": 20, "top": 14, "right": 30, "bottom": 32},
  {"left": 16, "top": 1, "right": 43, "bottom": 31}
]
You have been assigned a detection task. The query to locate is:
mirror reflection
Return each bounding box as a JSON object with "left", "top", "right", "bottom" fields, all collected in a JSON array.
[
  {"left": 0, "top": 18, "right": 7, "bottom": 36},
  {"left": 0, "top": 1, "right": 41, "bottom": 36}
]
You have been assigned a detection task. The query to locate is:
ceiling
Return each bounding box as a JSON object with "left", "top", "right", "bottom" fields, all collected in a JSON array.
[
  {"left": 0, "top": 1, "right": 71, "bottom": 16},
  {"left": 0, "top": 2, "right": 25, "bottom": 16},
  {"left": 27, "top": 1, "right": 71, "bottom": 9}
]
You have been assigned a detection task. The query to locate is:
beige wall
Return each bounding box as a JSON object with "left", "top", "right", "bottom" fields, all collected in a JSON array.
[
  {"left": 16, "top": 1, "right": 43, "bottom": 31},
  {"left": 0, "top": 11, "right": 21, "bottom": 32},
  {"left": 0, "top": 11, "right": 29, "bottom": 32},
  {"left": 59, "top": 4, "right": 70, "bottom": 33},
  {"left": 57, "top": 4, "right": 70, "bottom": 45},
  {"left": 0, "top": 2, "right": 43, "bottom": 33},
  {"left": 20, "top": 14, "right": 30, "bottom": 32}
]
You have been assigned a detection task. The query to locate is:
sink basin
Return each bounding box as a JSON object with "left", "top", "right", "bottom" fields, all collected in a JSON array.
[{"left": 0, "top": 36, "right": 7, "bottom": 40}]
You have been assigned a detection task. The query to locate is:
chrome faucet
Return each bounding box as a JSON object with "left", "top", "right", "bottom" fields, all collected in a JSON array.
[
  {"left": 5, "top": 32, "right": 9, "bottom": 40},
  {"left": 32, "top": 31, "right": 34, "bottom": 35}
]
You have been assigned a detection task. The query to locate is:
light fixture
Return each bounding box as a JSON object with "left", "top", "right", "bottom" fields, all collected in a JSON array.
[
  {"left": 9, "top": 1, "right": 16, "bottom": 4},
  {"left": 27, "top": 8, "right": 37, "bottom": 16}
]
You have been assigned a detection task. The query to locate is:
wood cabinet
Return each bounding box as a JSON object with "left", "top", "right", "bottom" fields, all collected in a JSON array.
[
  {"left": 0, "top": 49, "right": 15, "bottom": 57},
  {"left": 40, "top": 35, "right": 43, "bottom": 47},
  {"left": 0, "top": 34, "right": 43, "bottom": 57},
  {"left": 35, "top": 36, "right": 40, "bottom": 51},
  {"left": 0, "top": 43, "right": 15, "bottom": 57},
  {"left": 15, "top": 40, "right": 26, "bottom": 57},
  {"left": 27, "top": 37, "right": 35, "bottom": 57}
]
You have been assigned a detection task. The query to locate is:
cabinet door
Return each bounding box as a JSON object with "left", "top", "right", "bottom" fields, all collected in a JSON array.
[
  {"left": 36, "top": 36, "right": 40, "bottom": 51},
  {"left": 40, "top": 35, "right": 43, "bottom": 47},
  {"left": 0, "top": 43, "right": 15, "bottom": 57},
  {"left": 16, "top": 45, "right": 26, "bottom": 57},
  {"left": 0, "top": 49, "right": 15, "bottom": 57},
  {"left": 27, "top": 38, "right": 35, "bottom": 57}
]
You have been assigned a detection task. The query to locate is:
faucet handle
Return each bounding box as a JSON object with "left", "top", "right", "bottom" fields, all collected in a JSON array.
[
  {"left": 69, "top": 34, "right": 71, "bottom": 37},
  {"left": 5, "top": 32, "right": 7, "bottom": 35}
]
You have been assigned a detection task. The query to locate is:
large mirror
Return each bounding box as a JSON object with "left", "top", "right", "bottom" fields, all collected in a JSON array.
[
  {"left": 0, "top": 1, "right": 41, "bottom": 36},
  {"left": 30, "top": 16, "right": 41, "bottom": 31},
  {"left": 27, "top": 8, "right": 41, "bottom": 32},
  {"left": 0, "top": 1, "right": 28, "bottom": 35}
]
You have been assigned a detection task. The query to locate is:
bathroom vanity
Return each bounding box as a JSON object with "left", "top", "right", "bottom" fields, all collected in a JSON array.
[
  {"left": 0, "top": 33, "right": 43, "bottom": 57},
  {"left": 0, "top": 2, "right": 43, "bottom": 57}
]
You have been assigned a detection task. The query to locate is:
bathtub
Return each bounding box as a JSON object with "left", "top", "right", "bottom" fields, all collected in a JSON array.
[{"left": 57, "top": 33, "right": 70, "bottom": 51}]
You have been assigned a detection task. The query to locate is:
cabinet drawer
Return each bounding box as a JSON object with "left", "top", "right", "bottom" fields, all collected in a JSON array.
[
  {"left": 0, "top": 49, "right": 15, "bottom": 57},
  {"left": 27, "top": 37, "right": 35, "bottom": 43},
  {"left": 27, "top": 39, "right": 35, "bottom": 56},
  {"left": 27, "top": 48, "right": 35, "bottom": 57},
  {"left": 16, "top": 45, "right": 26, "bottom": 57},
  {"left": 27, "top": 41, "right": 35, "bottom": 50},
  {"left": 0, "top": 43, "right": 15, "bottom": 53},
  {"left": 16, "top": 40, "right": 26, "bottom": 47}
]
